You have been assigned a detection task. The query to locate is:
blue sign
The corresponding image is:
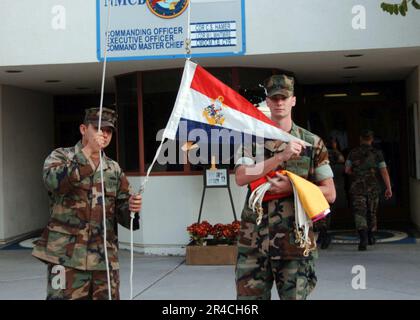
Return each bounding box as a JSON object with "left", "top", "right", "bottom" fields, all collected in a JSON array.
[{"left": 97, "top": 0, "right": 246, "bottom": 61}]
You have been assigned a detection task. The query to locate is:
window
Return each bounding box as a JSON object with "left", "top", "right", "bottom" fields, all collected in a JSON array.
[
  {"left": 237, "top": 68, "right": 273, "bottom": 106},
  {"left": 142, "top": 69, "right": 184, "bottom": 173},
  {"left": 116, "top": 74, "right": 139, "bottom": 172}
]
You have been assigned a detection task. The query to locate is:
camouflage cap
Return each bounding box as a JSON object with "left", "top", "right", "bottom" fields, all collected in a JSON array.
[
  {"left": 84, "top": 107, "right": 117, "bottom": 129},
  {"left": 264, "top": 74, "right": 295, "bottom": 98},
  {"left": 360, "top": 129, "right": 374, "bottom": 139}
]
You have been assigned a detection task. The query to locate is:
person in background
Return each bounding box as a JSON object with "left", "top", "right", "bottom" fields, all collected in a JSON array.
[{"left": 345, "top": 129, "right": 392, "bottom": 251}]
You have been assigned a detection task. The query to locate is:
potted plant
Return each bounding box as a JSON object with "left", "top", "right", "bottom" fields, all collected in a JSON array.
[{"left": 186, "top": 220, "right": 240, "bottom": 265}]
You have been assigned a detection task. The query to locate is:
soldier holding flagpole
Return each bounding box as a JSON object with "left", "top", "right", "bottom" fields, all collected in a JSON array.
[{"left": 32, "top": 108, "right": 142, "bottom": 300}]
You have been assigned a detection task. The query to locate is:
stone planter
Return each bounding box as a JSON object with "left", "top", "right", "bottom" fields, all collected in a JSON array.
[{"left": 186, "top": 240, "right": 238, "bottom": 265}]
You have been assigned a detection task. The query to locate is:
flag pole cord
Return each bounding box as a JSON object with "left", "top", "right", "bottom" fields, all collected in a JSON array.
[
  {"left": 185, "top": 0, "right": 192, "bottom": 60},
  {"left": 98, "top": 3, "right": 112, "bottom": 301}
]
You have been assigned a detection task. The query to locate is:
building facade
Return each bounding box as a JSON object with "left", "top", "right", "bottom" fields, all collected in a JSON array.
[{"left": 1, "top": 0, "right": 420, "bottom": 254}]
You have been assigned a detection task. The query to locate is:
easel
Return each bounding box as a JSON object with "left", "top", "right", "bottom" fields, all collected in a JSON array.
[{"left": 197, "top": 156, "right": 237, "bottom": 223}]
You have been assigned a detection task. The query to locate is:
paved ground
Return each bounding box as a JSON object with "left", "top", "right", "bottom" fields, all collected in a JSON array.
[{"left": 1, "top": 243, "right": 420, "bottom": 300}]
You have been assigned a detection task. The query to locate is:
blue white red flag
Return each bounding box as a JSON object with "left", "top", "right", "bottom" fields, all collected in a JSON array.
[{"left": 163, "top": 60, "right": 309, "bottom": 146}]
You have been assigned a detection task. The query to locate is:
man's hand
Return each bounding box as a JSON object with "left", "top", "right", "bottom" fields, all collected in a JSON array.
[
  {"left": 129, "top": 194, "right": 142, "bottom": 212},
  {"left": 267, "top": 172, "right": 293, "bottom": 194},
  {"left": 280, "top": 141, "right": 305, "bottom": 162},
  {"left": 82, "top": 127, "right": 106, "bottom": 158},
  {"left": 88, "top": 130, "right": 106, "bottom": 154},
  {"left": 385, "top": 188, "right": 392, "bottom": 200}
]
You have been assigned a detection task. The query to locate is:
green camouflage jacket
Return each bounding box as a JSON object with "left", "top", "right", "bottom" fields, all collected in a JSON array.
[
  {"left": 236, "top": 122, "right": 333, "bottom": 259},
  {"left": 32, "top": 141, "right": 139, "bottom": 271},
  {"left": 345, "top": 144, "right": 387, "bottom": 194}
]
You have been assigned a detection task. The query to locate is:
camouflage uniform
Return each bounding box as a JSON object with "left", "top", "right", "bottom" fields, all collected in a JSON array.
[
  {"left": 32, "top": 108, "right": 139, "bottom": 300},
  {"left": 235, "top": 122, "right": 333, "bottom": 300},
  {"left": 346, "top": 144, "right": 386, "bottom": 232},
  {"left": 46, "top": 264, "right": 120, "bottom": 300},
  {"left": 313, "top": 147, "right": 344, "bottom": 246}
]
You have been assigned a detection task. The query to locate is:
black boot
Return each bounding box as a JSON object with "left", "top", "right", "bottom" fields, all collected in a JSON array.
[
  {"left": 319, "top": 227, "right": 331, "bottom": 249},
  {"left": 367, "top": 229, "right": 376, "bottom": 245},
  {"left": 358, "top": 229, "right": 368, "bottom": 251}
]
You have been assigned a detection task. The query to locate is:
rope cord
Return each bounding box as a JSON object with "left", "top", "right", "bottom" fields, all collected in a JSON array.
[
  {"left": 98, "top": 3, "right": 112, "bottom": 301},
  {"left": 185, "top": 1, "right": 192, "bottom": 59},
  {"left": 130, "top": 211, "right": 134, "bottom": 300}
]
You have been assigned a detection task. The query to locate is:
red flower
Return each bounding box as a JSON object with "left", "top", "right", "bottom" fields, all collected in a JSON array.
[
  {"left": 187, "top": 220, "right": 241, "bottom": 245},
  {"left": 211, "top": 223, "right": 225, "bottom": 240},
  {"left": 187, "top": 220, "right": 214, "bottom": 245}
]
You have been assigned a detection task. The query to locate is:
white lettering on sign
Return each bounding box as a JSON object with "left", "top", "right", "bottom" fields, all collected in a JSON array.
[
  {"left": 106, "top": 27, "right": 184, "bottom": 52},
  {"left": 191, "top": 38, "right": 237, "bottom": 48},
  {"left": 191, "top": 22, "right": 237, "bottom": 32},
  {"left": 190, "top": 21, "right": 237, "bottom": 48},
  {"left": 191, "top": 31, "right": 236, "bottom": 40}
]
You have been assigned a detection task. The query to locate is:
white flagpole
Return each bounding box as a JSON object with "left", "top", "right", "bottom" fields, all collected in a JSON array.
[{"left": 98, "top": 2, "right": 113, "bottom": 301}]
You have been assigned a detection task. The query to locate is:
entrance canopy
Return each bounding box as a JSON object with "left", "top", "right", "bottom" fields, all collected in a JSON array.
[{"left": 1, "top": 47, "right": 420, "bottom": 95}]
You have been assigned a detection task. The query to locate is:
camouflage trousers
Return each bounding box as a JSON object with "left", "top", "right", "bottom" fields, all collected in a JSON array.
[
  {"left": 350, "top": 192, "right": 379, "bottom": 231},
  {"left": 236, "top": 252, "right": 317, "bottom": 300},
  {"left": 46, "top": 264, "right": 120, "bottom": 300}
]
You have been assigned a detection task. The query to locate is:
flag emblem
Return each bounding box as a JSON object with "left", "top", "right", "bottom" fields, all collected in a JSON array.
[
  {"left": 146, "top": 0, "right": 189, "bottom": 19},
  {"left": 202, "top": 96, "right": 226, "bottom": 126}
]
